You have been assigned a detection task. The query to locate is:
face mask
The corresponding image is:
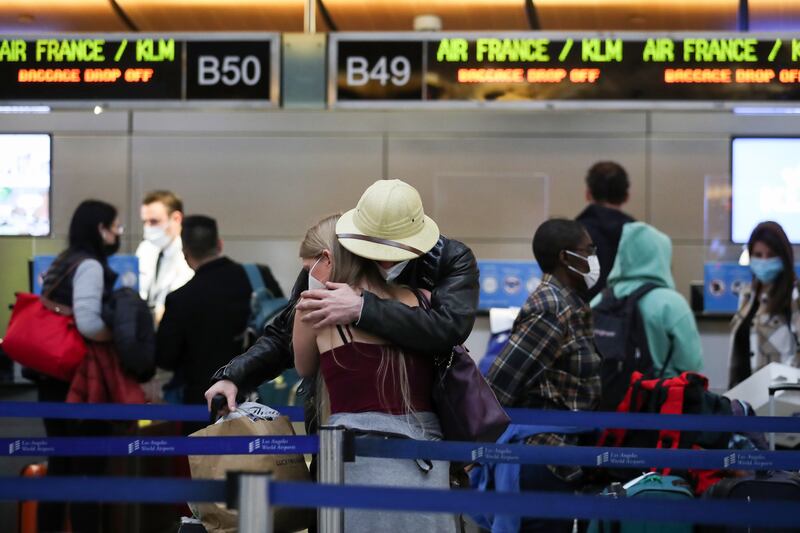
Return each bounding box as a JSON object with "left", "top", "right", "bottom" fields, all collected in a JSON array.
[
  {"left": 378, "top": 260, "right": 410, "bottom": 282},
  {"left": 103, "top": 237, "right": 120, "bottom": 257},
  {"left": 308, "top": 256, "right": 327, "bottom": 290},
  {"left": 143, "top": 224, "right": 172, "bottom": 250},
  {"left": 566, "top": 251, "right": 601, "bottom": 290},
  {"left": 750, "top": 257, "right": 784, "bottom": 284}
]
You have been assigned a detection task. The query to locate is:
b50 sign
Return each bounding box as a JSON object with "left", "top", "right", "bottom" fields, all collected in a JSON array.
[{"left": 186, "top": 40, "right": 277, "bottom": 101}]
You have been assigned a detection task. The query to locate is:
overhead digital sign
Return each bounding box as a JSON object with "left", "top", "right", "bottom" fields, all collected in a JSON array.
[
  {"left": 330, "top": 33, "right": 800, "bottom": 106},
  {"left": 0, "top": 35, "right": 279, "bottom": 104}
]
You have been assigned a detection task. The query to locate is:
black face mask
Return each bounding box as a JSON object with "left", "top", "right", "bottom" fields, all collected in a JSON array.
[{"left": 103, "top": 237, "right": 121, "bottom": 257}]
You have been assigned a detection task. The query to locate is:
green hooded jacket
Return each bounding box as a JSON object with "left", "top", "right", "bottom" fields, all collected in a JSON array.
[{"left": 590, "top": 222, "right": 703, "bottom": 376}]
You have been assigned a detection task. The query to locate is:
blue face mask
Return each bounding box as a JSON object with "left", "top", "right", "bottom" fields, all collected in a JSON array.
[{"left": 750, "top": 257, "right": 784, "bottom": 284}]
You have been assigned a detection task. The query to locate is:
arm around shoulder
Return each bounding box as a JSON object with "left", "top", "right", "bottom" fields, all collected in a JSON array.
[{"left": 357, "top": 239, "right": 479, "bottom": 354}]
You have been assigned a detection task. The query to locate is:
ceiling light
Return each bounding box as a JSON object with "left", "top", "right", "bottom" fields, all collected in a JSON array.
[
  {"left": 733, "top": 107, "right": 800, "bottom": 115},
  {"left": 0, "top": 106, "right": 50, "bottom": 114},
  {"left": 414, "top": 14, "right": 443, "bottom": 31}
]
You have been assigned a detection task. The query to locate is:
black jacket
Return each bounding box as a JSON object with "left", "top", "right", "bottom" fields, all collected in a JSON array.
[
  {"left": 103, "top": 288, "right": 156, "bottom": 383},
  {"left": 156, "top": 257, "right": 283, "bottom": 405},
  {"left": 576, "top": 204, "right": 635, "bottom": 300},
  {"left": 211, "top": 235, "right": 480, "bottom": 391}
]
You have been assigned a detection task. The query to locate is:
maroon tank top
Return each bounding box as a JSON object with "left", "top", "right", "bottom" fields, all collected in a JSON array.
[{"left": 318, "top": 325, "right": 434, "bottom": 415}]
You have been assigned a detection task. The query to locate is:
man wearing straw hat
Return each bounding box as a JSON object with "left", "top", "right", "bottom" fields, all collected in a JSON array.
[{"left": 206, "top": 179, "right": 479, "bottom": 420}]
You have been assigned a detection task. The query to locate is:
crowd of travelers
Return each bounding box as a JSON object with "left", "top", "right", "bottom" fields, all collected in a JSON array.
[{"left": 6, "top": 161, "right": 800, "bottom": 533}]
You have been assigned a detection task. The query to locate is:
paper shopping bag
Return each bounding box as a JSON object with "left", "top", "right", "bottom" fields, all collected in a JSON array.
[{"left": 188, "top": 415, "right": 312, "bottom": 533}]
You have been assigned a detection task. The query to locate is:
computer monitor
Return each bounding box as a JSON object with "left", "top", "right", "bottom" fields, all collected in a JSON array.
[
  {"left": 0, "top": 134, "right": 51, "bottom": 236},
  {"left": 731, "top": 137, "right": 800, "bottom": 244}
]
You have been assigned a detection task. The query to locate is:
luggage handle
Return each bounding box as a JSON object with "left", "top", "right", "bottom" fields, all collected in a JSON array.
[
  {"left": 768, "top": 383, "right": 800, "bottom": 451},
  {"left": 210, "top": 393, "right": 230, "bottom": 424},
  {"left": 768, "top": 383, "right": 800, "bottom": 396}
]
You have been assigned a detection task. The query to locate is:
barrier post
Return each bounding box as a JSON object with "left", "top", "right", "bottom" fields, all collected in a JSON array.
[
  {"left": 318, "top": 426, "right": 346, "bottom": 533},
  {"left": 237, "top": 473, "right": 272, "bottom": 533}
]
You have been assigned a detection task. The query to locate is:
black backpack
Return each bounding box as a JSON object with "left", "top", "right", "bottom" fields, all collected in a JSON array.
[{"left": 593, "top": 282, "right": 664, "bottom": 411}]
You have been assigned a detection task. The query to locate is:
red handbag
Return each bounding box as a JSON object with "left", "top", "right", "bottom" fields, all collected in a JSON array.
[{"left": 2, "top": 262, "right": 88, "bottom": 381}]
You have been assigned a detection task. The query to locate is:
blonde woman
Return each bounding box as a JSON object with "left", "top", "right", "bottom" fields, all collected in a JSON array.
[{"left": 293, "top": 214, "right": 455, "bottom": 533}]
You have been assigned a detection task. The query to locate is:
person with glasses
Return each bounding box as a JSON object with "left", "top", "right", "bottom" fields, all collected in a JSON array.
[
  {"left": 487, "top": 218, "right": 602, "bottom": 533},
  {"left": 592, "top": 222, "right": 703, "bottom": 379}
]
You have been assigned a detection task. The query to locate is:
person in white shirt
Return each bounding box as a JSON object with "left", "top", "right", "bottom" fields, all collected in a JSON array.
[{"left": 136, "top": 190, "right": 194, "bottom": 324}]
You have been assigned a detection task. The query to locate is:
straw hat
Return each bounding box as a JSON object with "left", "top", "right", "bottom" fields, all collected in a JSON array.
[{"left": 336, "top": 179, "right": 440, "bottom": 262}]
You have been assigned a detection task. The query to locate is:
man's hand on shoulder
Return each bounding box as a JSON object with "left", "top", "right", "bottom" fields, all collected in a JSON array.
[{"left": 296, "top": 282, "right": 363, "bottom": 329}]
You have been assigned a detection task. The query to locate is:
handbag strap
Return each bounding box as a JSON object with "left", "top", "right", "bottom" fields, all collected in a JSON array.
[
  {"left": 411, "top": 287, "right": 432, "bottom": 311},
  {"left": 42, "top": 256, "right": 87, "bottom": 300}
]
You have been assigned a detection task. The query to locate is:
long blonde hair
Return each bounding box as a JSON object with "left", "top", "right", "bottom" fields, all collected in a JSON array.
[{"left": 300, "top": 214, "right": 416, "bottom": 417}]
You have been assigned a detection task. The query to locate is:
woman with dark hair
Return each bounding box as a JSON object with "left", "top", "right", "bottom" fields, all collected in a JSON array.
[
  {"left": 729, "top": 221, "right": 799, "bottom": 388},
  {"left": 36, "top": 199, "right": 123, "bottom": 533}
]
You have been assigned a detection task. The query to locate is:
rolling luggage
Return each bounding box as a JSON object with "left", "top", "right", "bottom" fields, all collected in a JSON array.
[
  {"left": 700, "top": 471, "right": 800, "bottom": 533},
  {"left": 588, "top": 473, "right": 694, "bottom": 533}
]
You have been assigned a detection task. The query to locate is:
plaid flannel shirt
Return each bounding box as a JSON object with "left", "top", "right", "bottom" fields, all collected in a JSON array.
[{"left": 487, "top": 273, "right": 601, "bottom": 451}]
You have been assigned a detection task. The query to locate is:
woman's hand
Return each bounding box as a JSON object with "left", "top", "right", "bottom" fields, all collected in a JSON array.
[{"left": 204, "top": 380, "right": 238, "bottom": 413}]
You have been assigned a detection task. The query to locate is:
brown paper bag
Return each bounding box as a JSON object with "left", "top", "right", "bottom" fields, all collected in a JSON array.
[{"left": 188, "top": 416, "right": 312, "bottom": 533}]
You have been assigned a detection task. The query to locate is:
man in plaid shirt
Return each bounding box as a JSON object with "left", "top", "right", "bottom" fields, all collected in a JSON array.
[{"left": 487, "top": 218, "right": 601, "bottom": 533}]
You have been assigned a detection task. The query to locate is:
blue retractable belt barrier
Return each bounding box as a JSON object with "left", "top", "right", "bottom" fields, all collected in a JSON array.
[
  {"left": 0, "top": 476, "right": 798, "bottom": 528},
  {"left": 0, "top": 477, "right": 226, "bottom": 503},
  {"left": 3, "top": 401, "right": 800, "bottom": 433},
  {"left": 269, "top": 481, "right": 800, "bottom": 529},
  {"left": 506, "top": 408, "right": 800, "bottom": 433},
  {"left": 0, "top": 401, "right": 305, "bottom": 422},
  {"left": 354, "top": 437, "right": 800, "bottom": 470},
  {"left": 0, "top": 435, "right": 319, "bottom": 456}
]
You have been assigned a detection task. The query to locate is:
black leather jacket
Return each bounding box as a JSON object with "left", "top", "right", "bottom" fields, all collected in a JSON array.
[{"left": 211, "top": 235, "right": 479, "bottom": 391}]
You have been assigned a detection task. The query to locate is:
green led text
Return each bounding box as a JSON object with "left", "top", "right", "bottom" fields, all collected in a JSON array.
[
  {"left": 0, "top": 40, "right": 26, "bottom": 62},
  {"left": 136, "top": 39, "right": 175, "bottom": 62},
  {"left": 582, "top": 39, "right": 623, "bottom": 62},
  {"left": 475, "top": 38, "right": 550, "bottom": 62},
  {"left": 437, "top": 39, "right": 468, "bottom": 62},
  {"left": 35, "top": 39, "right": 106, "bottom": 62},
  {"left": 643, "top": 38, "right": 675, "bottom": 62},
  {"left": 683, "top": 39, "right": 758, "bottom": 62}
]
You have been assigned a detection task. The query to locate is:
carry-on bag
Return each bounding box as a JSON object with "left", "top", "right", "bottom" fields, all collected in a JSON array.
[
  {"left": 3, "top": 260, "right": 87, "bottom": 381},
  {"left": 588, "top": 472, "right": 694, "bottom": 533},
  {"left": 415, "top": 290, "right": 510, "bottom": 442},
  {"left": 700, "top": 471, "right": 800, "bottom": 533},
  {"left": 188, "top": 404, "right": 312, "bottom": 533}
]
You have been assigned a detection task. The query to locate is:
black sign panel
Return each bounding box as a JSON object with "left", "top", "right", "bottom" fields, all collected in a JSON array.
[
  {"left": 332, "top": 34, "right": 800, "bottom": 105},
  {"left": 0, "top": 36, "right": 278, "bottom": 103},
  {"left": 335, "top": 40, "right": 423, "bottom": 101},
  {"left": 186, "top": 41, "right": 272, "bottom": 100}
]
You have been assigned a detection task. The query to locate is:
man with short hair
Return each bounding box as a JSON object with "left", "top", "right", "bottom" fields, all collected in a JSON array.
[
  {"left": 157, "top": 215, "right": 283, "bottom": 409},
  {"left": 136, "top": 190, "right": 194, "bottom": 322},
  {"left": 576, "top": 161, "right": 635, "bottom": 299},
  {"left": 487, "top": 218, "right": 601, "bottom": 533}
]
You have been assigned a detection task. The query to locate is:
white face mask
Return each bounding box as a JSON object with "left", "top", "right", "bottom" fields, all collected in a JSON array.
[
  {"left": 308, "top": 256, "right": 327, "bottom": 291},
  {"left": 143, "top": 224, "right": 173, "bottom": 251},
  {"left": 378, "top": 260, "right": 410, "bottom": 282},
  {"left": 566, "top": 251, "right": 601, "bottom": 290}
]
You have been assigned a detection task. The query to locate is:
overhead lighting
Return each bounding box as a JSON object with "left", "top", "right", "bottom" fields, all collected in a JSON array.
[
  {"left": 414, "top": 14, "right": 443, "bottom": 31},
  {"left": 93, "top": 105, "right": 104, "bottom": 115},
  {"left": 733, "top": 106, "right": 800, "bottom": 115},
  {"left": 0, "top": 106, "right": 50, "bottom": 114}
]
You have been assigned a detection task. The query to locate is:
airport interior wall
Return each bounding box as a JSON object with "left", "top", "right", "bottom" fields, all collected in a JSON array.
[{"left": 1, "top": 107, "right": 795, "bottom": 390}]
